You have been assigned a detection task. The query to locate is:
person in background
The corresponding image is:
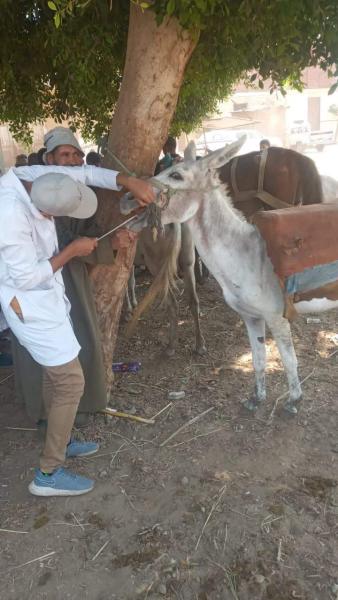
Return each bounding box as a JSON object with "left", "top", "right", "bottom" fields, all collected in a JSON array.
[
  {"left": 260, "top": 139, "right": 271, "bottom": 151},
  {"left": 37, "top": 147, "right": 47, "bottom": 165},
  {"left": 155, "top": 136, "right": 182, "bottom": 175},
  {"left": 11, "top": 127, "right": 155, "bottom": 430},
  {"left": 86, "top": 151, "right": 103, "bottom": 167},
  {"left": 15, "top": 154, "right": 28, "bottom": 167},
  {"left": 97, "top": 132, "right": 109, "bottom": 156},
  {"left": 28, "top": 152, "right": 40, "bottom": 166}
]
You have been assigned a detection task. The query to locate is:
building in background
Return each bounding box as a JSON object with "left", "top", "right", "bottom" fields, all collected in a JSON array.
[
  {"left": 181, "top": 67, "right": 338, "bottom": 155},
  {"left": 1, "top": 67, "right": 338, "bottom": 170}
]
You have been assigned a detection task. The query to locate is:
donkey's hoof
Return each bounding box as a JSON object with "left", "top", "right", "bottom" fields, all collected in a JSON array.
[
  {"left": 242, "top": 398, "right": 259, "bottom": 412},
  {"left": 194, "top": 345, "right": 207, "bottom": 356},
  {"left": 284, "top": 402, "right": 298, "bottom": 415},
  {"left": 164, "top": 347, "right": 175, "bottom": 359}
]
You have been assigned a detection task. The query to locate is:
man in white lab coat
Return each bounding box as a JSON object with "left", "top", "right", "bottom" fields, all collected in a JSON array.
[
  {"left": 12, "top": 137, "right": 153, "bottom": 422},
  {"left": 0, "top": 172, "right": 100, "bottom": 496},
  {"left": 0, "top": 165, "right": 155, "bottom": 497}
]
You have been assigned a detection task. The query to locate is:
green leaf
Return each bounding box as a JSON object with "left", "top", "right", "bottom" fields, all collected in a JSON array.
[
  {"left": 167, "top": 0, "right": 175, "bottom": 17},
  {"left": 48, "top": 1, "right": 57, "bottom": 10},
  {"left": 54, "top": 12, "right": 61, "bottom": 28},
  {"left": 329, "top": 81, "right": 338, "bottom": 95}
]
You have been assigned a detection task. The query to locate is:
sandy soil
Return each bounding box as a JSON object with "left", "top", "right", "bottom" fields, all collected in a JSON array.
[{"left": 1, "top": 274, "right": 338, "bottom": 600}]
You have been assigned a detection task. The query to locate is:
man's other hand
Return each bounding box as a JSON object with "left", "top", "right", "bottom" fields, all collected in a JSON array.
[{"left": 117, "top": 174, "right": 156, "bottom": 206}]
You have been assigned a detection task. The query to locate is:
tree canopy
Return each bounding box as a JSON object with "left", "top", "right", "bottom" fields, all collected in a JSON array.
[{"left": 1, "top": 0, "right": 338, "bottom": 143}]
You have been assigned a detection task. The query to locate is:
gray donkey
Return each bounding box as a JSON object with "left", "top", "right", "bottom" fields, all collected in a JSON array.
[{"left": 124, "top": 137, "right": 338, "bottom": 414}]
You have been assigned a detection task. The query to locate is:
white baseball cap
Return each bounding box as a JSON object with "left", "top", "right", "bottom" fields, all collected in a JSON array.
[
  {"left": 30, "top": 173, "right": 97, "bottom": 219},
  {"left": 44, "top": 126, "right": 84, "bottom": 156}
]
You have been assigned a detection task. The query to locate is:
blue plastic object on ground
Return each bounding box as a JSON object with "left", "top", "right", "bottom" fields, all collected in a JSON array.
[{"left": 112, "top": 361, "right": 141, "bottom": 373}]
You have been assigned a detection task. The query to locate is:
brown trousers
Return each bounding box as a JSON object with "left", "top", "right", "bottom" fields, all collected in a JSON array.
[{"left": 40, "top": 357, "right": 84, "bottom": 473}]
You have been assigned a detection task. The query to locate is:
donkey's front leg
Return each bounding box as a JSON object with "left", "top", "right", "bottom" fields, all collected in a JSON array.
[
  {"left": 267, "top": 316, "right": 302, "bottom": 414},
  {"left": 242, "top": 315, "right": 266, "bottom": 411}
]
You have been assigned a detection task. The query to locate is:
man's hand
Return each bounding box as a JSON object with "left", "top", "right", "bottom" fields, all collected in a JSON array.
[
  {"left": 50, "top": 237, "right": 98, "bottom": 273},
  {"left": 117, "top": 174, "right": 156, "bottom": 206},
  {"left": 69, "top": 237, "right": 98, "bottom": 257},
  {"left": 111, "top": 229, "right": 138, "bottom": 250}
]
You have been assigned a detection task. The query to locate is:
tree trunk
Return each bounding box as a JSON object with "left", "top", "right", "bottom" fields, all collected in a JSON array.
[{"left": 91, "top": 3, "right": 197, "bottom": 393}]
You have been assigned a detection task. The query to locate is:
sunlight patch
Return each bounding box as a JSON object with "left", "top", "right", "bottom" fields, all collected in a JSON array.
[
  {"left": 230, "top": 339, "right": 283, "bottom": 373},
  {"left": 316, "top": 329, "right": 338, "bottom": 358}
]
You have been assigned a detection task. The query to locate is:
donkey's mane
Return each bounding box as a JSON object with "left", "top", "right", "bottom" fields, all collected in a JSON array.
[{"left": 210, "top": 180, "right": 255, "bottom": 232}]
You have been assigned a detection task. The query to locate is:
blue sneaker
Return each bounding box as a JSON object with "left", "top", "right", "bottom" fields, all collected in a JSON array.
[
  {"left": 66, "top": 439, "right": 99, "bottom": 459},
  {"left": 28, "top": 467, "right": 94, "bottom": 497}
]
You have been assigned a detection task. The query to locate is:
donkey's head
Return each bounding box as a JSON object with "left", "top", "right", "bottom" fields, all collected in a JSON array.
[
  {"left": 119, "top": 136, "right": 246, "bottom": 231},
  {"left": 154, "top": 135, "right": 246, "bottom": 225}
]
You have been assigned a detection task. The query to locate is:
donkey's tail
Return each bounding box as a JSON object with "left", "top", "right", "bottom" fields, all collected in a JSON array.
[
  {"left": 298, "top": 152, "right": 323, "bottom": 204},
  {"left": 126, "top": 224, "right": 181, "bottom": 336}
]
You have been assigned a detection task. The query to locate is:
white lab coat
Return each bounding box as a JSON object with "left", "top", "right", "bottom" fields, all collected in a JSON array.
[
  {"left": 0, "top": 165, "right": 122, "bottom": 366},
  {"left": 0, "top": 170, "right": 80, "bottom": 366}
]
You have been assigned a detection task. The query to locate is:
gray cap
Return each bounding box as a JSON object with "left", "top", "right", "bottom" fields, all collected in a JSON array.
[
  {"left": 30, "top": 173, "right": 97, "bottom": 219},
  {"left": 44, "top": 126, "right": 84, "bottom": 156}
]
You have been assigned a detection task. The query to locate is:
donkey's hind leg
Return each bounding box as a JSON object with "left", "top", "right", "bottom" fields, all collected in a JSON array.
[
  {"left": 242, "top": 315, "right": 267, "bottom": 411},
  {"left": 183, "top": 263, "right": 207, "bottom": 355},
  {"left": 165, "top": 291, "right": 178, "bottom": 358},
  {"left": 128, "top": 265, "right": 138, "bottom": 309},
  {"left": 267, "top": 315, "right": 302, "bottom": 414},
  {"left": 180, "top": 224, "right": 206, "bottom": 355},
  {"left": 124, "top": 267, "right": 137, "bottom": 322}
]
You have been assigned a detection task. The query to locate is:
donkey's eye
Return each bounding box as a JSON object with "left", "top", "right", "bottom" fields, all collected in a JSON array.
[{"left": 169, "top": 172, "right": 183, "bottom": 181}]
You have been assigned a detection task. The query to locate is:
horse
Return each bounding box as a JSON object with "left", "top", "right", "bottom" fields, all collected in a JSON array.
[
  {"left": 124, "top": 144, "right": 324, "bottom": 358},
  {"left": 221, "top": 145, "right": 323, "bottom": 218},
  {"left": 125, "top": 138, "right": 337, "bottom": 415}
]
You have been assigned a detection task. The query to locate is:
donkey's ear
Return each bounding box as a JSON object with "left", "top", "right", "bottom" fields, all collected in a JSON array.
[
  {"left": 202, "top": 135, "right": 246, "bottom": 170},
  {"left": 184, "top": 140, "right": 196, "bottom": 162}
]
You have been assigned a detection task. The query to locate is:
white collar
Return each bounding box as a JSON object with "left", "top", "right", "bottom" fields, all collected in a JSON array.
[{"left": 0, "top": 169, "right": 45, "bottom": 220}]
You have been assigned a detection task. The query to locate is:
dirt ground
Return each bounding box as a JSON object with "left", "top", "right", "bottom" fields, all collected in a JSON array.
[{"left": 1, "top": 273, "right": 338, "bottom": 600}]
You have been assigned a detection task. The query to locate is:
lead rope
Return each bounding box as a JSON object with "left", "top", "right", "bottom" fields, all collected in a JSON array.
[
  {"left": 105, "top": 148, "right": 169, "bottom": 240},
  {"left": 230, "top": 156, "right": 240, "bottom": 196}
]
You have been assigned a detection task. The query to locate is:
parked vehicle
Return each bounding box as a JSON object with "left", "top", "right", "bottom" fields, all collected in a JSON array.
[
  {"left": 308, "top": 129, "right": 335, "bottom": 152},
  {"left": 288, "top": 120, "right": 311, "bottom": 151},
  {"left": 288, "top": 119, "right": 336, "bottom": 152}
]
